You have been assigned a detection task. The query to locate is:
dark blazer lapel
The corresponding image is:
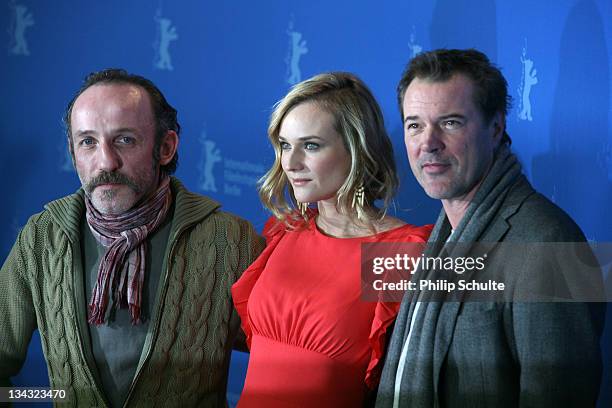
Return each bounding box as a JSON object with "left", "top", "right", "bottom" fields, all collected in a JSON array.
[
  {"left": 431, "top": 179, "right": 534, "bottom": 395},
  {"left": 430, "top": 233, "right": 509, "bottom": 395},
  {"left": 487, "top": 176, "right": 535, "bottom": 240},
  {"left": 431, "top": 233, "right": 511, "bottom": 395},
  {"left": 432, "top": 301, "right": 460, "bottom": 398}
]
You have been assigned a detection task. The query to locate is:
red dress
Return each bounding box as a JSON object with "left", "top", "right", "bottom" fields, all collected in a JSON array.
[{"left": 232, "top": 216, "right": 432, "bottom": 407}]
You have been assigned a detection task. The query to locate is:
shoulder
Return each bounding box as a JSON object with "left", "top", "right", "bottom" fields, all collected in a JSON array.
[
  {"left": 8, "top": 192, "right": 82, "bottom": 261},
  {"left": 180, "top": 205, "right": 262, "bottom": 247},
  {"left": 171, "top": 177, "right": 221, "bottom": 217},
  {"left": 171, "top": 178, "right": 250, "bottom": 230},
  {"left": 260, "top": 212, "right": 313, "bottom": 240},
  {"left": 171, "top": 183, "right": 265, "bottom": 269},
  {"left": 14, "top": 211, "right": 47, "bottom": 252},
  {"left": 171, "top": 178, "right": 262, "bottom": 245},
  {"left": 262, "top": 215, "right": 288, "bottom": 238},
  {"left": 404, "top": 223, "right": 435, "bottom": 242},
  {"left": 207, "top": 209, "right": 255, "bottom": 230},
  {"left": 21, "top": 210, "right": 48, "bottom": 232},
  {"left": 25, "top": 191, "right": 83, "bottom": 237},
  {"left": 505, "top": 181, "right": 586, "bottom": 242},
  {"left": 383, "top": 220, "right": 433, "bottom": 242}
]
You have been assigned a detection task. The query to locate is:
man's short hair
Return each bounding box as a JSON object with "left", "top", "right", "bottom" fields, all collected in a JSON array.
[
  {"left": 397, "top": 49, "right": 512, "bottom": 145},
  {"left": 64, "top": 68, "right": 180, "bottom": 175}
]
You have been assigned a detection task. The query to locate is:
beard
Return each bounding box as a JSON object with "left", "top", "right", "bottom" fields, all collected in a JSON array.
[
  {"left": 80, "top": 165, "right": 160, "bottom": 215},
  {"left": 82, "top": 170, "right": 144, "bottom": 196}
]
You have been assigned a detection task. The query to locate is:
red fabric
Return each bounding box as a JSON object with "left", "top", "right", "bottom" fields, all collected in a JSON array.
[{"left": 232, "top": 216, "right": 432, "bottom": 407}]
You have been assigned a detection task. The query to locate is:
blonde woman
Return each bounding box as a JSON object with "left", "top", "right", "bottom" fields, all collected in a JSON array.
[{"left": 232, "top": 72, "right": 432, "bottom": 407}]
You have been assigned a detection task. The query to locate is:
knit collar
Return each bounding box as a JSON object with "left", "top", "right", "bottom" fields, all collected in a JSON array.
[{"left": 44, "top": 177, "right": 221, "bottom": 244}]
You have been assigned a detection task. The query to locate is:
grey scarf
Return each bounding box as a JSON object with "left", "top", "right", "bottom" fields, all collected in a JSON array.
[{"left": 376, "top": 144, "right": 522, "bottom": 407}]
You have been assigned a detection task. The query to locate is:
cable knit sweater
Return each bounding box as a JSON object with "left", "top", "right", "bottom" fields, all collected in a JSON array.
[{"left": 0, "top": 177, "right": 264, "bottom": 407}]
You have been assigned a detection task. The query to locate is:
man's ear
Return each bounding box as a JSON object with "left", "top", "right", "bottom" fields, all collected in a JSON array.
[
  {"left": 491, "top": 112, "right": 505, "bottom": 146},
  {"left": 159, "top": 130, "right": 178, "bottom": 166},
  {"left": 67, "top": 136, "right": 76, "bottom": 167}
]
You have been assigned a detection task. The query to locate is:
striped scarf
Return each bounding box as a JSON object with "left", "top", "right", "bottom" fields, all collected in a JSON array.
[{"left": 85, "top": 176, "right": 172, "bottom": 325}]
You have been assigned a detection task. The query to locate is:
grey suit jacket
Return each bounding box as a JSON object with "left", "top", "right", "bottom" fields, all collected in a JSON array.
[{"left": 377, "top": 176, "right": 604, "bottom": 407}]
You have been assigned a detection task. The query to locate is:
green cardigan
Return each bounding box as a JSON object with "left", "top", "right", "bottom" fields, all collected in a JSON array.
[{"left": 0, "top": 178, "right": 264, "bottom": 407}]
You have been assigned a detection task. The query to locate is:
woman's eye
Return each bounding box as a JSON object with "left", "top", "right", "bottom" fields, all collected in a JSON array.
[
  {"left": 304, "top": 142, "right": 320, "bottom": 150},
  {"left": 280, "top": 141, "right": 291, "bottom": 150}
]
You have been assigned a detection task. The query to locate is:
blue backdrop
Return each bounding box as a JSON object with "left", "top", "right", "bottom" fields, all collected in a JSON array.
[{"left": 1, "top": 1, "right": 611, "bottom": 406}]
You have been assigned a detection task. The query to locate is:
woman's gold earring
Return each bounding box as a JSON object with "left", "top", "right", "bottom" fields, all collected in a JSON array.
[
  {"left": 352, "top": 185, "right": 365, "bottom": 209},
  {"left": 298, "top": 202, "right": 309, "bottom": 216},
  {"left": 352, "top": 185, "right": 365, "bottom": 220}
]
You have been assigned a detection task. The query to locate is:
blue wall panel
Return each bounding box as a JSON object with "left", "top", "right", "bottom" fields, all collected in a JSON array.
[{"left": 1, "top": 1, "right": 610, "bottom": 406}]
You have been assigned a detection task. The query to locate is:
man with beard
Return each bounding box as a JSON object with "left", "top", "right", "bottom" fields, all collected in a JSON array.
[
  {"left": 376, "top": 49, "right": 604, "bottom": 407},
  {"left": 0, "top": 69, "right": 263, "bottom": 407}
]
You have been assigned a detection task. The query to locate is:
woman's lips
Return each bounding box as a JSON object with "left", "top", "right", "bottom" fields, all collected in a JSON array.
[{"left": 291, "top": 178, "right": 311, "bottom": 186}]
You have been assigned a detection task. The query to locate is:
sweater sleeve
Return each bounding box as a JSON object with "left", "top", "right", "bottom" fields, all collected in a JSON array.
[
  {"left": 0, "top": 224, "right": 37, "bottom": 387},
  {"left": 246, "top": 222, "right": 266, "bottom": 272},
  {"left": 229, "top": 217, "right": 265, "bottom": 351}
]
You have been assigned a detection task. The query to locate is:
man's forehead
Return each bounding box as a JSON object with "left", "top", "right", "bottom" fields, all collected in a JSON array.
[
  {"left": 403, "top": 74, "right": 477, "bottom": 114},
  {"left": 71, "top": 83, "right": 154, "bottom": 126},
  {"left": 75, "top": 83, "right": 149, "bottom": 109}
]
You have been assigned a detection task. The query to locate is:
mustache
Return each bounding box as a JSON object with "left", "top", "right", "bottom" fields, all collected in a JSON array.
[
  {"left": 418, "top": 153, "right": 452, "bottom": 167},
  {"left": 83, "top": 171, "right": 141, "bottom": 195}
]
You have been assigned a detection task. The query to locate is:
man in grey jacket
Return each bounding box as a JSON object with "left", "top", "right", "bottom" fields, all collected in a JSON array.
[{"left": 376, "top": 49, "right": 604, "bottom": 407}]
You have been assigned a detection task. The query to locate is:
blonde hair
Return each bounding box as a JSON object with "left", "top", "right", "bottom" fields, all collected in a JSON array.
[{"left": 259, "top": 72, "right": 399, "bottom": 226}]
